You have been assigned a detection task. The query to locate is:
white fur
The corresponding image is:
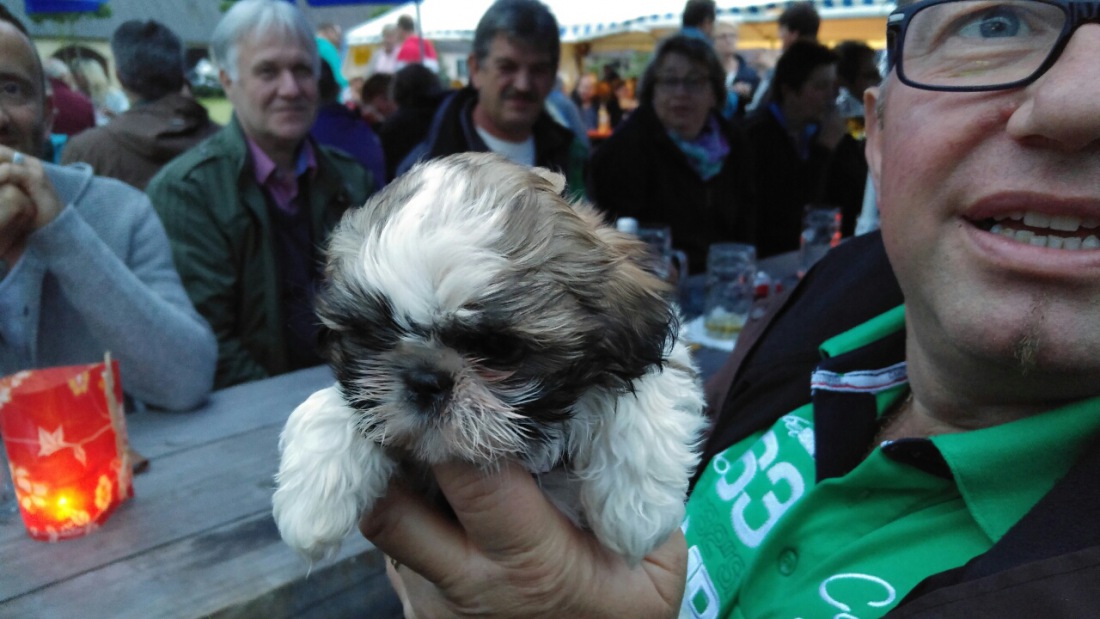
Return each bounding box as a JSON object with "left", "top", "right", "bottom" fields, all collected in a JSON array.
[
  {"left": 273, "top": 385, "right": 397, "bottom": 561},
  {"left": 565, "top": 333, "right": 707, "bottom": 564},
  {"left": 350, "top": 169, "right": 513, "bottom": 329},
  {"left": 273, "top": 154, "right": 709, "bottom": 565},
  {"left": 274, "top": 337, "right": 707, "bottom": 565}
]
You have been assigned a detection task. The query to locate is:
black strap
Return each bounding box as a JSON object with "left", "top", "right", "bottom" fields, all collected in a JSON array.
[{"left": 694, "top": 231, "right": 903, "bottom": 488}]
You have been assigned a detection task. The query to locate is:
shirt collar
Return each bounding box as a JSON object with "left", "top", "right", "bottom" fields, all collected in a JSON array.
[
  {"left": 810, "top": 304, "right": 1100, "bottom": 544},
  {"left": 246, "top": 136, "right": 317, "bottom": 186},
  {"left": 932, "top": 394, "right": 1100, "bottom": 542}
]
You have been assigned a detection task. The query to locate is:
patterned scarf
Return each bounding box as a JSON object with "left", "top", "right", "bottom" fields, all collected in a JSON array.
[{"left": 668, "top": 114, "right": 730, "bottom": 181}]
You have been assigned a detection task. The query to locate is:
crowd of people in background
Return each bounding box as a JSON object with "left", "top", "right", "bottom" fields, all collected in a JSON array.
[
  {"left": 7, "top": 0, "right": 1100, "bottom": 615},
  {"left": 7, "top": 0, "right": 884, "bottom": 393}
]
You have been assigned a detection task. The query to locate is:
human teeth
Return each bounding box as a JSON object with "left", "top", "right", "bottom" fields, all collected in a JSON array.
[
  {"left": 1049, "top": 215, "right": 1081, "bottom": 232},
  {"left": 1030, "top": 235, "right": 1047, "bottom": 246},
  {"left": 1000, "top": 226, "right": 1015, "bottom": 238},
  {"left": 1014, "top": 230, "right": 1034, "bottom": 243},
  {"left": 990, "top": 223, "right": 1003, "bottom": 234},
  {"left": 1047, "top": 236, "right": 1064, "bottom": 249},
  {"left": 1064, "top": 237, "right": 1082, "bottom": 250},
  {"left": 1083, "top": 218, "right": 1099, "bottom": 229},
  {"left": 1023, "top": 212, "right": 1051, "bottom": 228},
  {"left": 1009, "top": 212, "right": 1024, "bottom": 220},
  {"left": 1084, "top": 235, "right": 1100, "bottom": 249}
]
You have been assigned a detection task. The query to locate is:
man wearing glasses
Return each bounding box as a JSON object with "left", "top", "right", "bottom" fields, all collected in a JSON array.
[{"left": 360, "top": 0, "right": 1100, "bottom": 616}]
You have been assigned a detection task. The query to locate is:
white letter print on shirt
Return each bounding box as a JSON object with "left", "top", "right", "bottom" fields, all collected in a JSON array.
[
  {"left": 680, "top": 545, "right": 721, "bottom": 619},
  {"left": 819, "top": 573, "right": 897, "bottom": 619}
]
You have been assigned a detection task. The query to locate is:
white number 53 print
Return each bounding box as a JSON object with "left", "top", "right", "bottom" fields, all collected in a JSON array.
[{"left": 712, "top": 430, "right": 806, "bottom": 547}]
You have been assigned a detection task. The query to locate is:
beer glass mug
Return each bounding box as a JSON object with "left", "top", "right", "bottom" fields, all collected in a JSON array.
[
  {"left": 799, "top": 206, "right": 841, "bottom": 277},
  {"left": 703, "top": 243, "right": 756, "bottom": 339},
  {"left": 636, "top": 225, "right": 689, "bottom": 282}
]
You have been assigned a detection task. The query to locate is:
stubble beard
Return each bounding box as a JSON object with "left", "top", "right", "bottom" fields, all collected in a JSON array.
[{"left": 1011, "top": 296, "right": 1047, "bottom": 376}]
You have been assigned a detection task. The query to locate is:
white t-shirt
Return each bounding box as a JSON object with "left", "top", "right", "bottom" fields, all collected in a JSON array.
[{"left": 475, "top": 126, "right": 536, "bottom": 167}]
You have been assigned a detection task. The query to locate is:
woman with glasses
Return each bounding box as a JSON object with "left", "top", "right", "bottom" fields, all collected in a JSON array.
[{"left": 587, "top": 34, "right": 756, "bottom": 276}]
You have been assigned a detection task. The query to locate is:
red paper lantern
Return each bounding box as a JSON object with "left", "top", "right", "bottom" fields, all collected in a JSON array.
[{"left": 0, "top": 356, "right": 134, "bottom": 541}]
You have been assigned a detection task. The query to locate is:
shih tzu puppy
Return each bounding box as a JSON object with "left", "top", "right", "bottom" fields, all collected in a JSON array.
[{"left": 273, "top": 152, "right": 707, "bottom": 565}]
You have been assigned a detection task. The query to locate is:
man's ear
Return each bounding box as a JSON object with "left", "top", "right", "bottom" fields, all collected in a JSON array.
[
  {"left": 864, "top": 85, "right": 883, "bottom": 199},
  {"left": 467, "top": 53, "right": 479, "bottom": 89},
  {"left": 41, "top": 91, "right": 55, "bottom": 145},
  {"left": 218, "top": 68, "right": 233, "bottom": 93}
]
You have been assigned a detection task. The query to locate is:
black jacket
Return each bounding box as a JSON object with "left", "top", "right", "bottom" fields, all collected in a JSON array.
[
  {"left": 740, "top": 108, "right": 834, "bottom": 258},
  {"left": 702, "top": 231, "right": 1100, "bottom": 616},
  {"left": 588, "top": 103, "right": 756, "bottom": 275},
  {"left": 378, "top": 91, "right": 450, "bottom": 183},
  {"left": 395, "top": 87, "right": 586, "bottom": 193}
]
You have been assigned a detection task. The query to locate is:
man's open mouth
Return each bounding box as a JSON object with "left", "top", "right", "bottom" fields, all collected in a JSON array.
[{"left": 973, "top": 212, "right": 1100, "bottom": 250}]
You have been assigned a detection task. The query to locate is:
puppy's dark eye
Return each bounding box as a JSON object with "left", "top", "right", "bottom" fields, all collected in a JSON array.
[
  {"left": 449, "top": 330, "right": 526, "bottom": 368},
  {"left": 477, "top": 333, "right": 526, "bottom": 367}
]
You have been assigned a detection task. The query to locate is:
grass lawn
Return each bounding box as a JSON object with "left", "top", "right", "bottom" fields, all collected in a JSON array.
[{"left": 198, "top": 97, "right": 234, "bottom": 125}]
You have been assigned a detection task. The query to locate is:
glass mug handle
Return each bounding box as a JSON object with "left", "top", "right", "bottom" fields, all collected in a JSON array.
[{"left": 671, "top": 249, "right": 689, "bottom": 280}]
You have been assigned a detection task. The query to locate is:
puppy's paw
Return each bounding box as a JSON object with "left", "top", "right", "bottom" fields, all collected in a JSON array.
[
  {"left": 273, "top": 385, "right": 395, "bottom": 562},
  {"left": 572, "top": 338, "right": 707, "bottom": 565},
  {"left": 585, "top": 479, "right": 688, "bottom": 566}
]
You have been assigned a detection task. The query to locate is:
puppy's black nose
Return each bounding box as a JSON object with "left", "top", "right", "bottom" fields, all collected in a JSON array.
[{"left": 405, "top": 368, "right": 454, "bottom": 411}]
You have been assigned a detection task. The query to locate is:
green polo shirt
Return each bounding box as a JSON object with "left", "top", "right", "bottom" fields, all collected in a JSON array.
[{"left": 681, "top": 305, "right": 1100, "bottom": 619}]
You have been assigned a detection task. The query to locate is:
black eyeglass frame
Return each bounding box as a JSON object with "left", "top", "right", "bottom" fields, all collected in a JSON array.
[{"left": 886, "top": 0, "right": 1100, "bottom": 92}]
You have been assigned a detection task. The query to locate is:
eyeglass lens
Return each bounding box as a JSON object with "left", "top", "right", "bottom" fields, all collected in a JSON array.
[
  {"left": 656, "top": 76, "right": 708, "bottom": 93},
  {"left": 902, "top": 0, "right": 1066, "bottom": 88}
]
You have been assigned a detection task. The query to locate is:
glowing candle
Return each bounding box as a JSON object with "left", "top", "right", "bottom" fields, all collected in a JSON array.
[{"left": 0, "top": 355, "right": 133, "bottom": 541}]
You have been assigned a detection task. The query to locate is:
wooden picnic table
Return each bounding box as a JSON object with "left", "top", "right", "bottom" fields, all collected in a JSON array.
[
  {"left": 0, "top": 249, "right": 803, "bottom": 617},
  {"left": 0, "top": 365, "right": 403, "bottom": 619}
]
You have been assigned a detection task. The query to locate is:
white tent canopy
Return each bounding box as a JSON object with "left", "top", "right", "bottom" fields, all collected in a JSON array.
[{"left": 346, "top": 0, "right": 895, "bottom": 47}]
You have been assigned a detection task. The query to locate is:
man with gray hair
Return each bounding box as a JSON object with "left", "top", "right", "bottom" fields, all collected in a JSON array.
[
  {"left": 62, "top": 20, "right": 219, "bottom": 190},
  {"left": 395, "top": 0, "right": 586, "bottom": 196},
  {"left": 147, "top": 0, "right": 375, "bottom": 389}
]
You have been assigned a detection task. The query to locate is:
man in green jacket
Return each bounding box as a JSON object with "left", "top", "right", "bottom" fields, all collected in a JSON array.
[{"left": 147, "top": 0, "right": 374, "bottom": 389}]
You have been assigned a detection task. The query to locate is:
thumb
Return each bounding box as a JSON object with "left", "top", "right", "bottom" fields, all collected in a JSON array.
[{"left": 434, "top": 459, "right": 571, "bottom": 559}]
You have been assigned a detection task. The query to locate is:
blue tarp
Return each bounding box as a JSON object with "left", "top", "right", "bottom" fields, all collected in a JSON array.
[{"left": 23, "top": 0, "right": 107, "bottom": 13}]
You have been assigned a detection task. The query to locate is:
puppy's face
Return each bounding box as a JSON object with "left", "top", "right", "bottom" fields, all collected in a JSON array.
[{"left": 318, "top": 153, "right": 674, "bottom": 464}]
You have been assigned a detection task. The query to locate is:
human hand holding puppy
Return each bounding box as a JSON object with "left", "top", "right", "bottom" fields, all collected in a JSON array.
[
  {"left": 361, "top": 458, "right": 687, "bottom": 619},
  {"left": 272, "top": 153, "right": 705, "bottom": 613}
]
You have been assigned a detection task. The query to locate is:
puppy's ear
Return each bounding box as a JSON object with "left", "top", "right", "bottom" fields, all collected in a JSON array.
[
  {"left": 531, "top": 166, "right": 566, "bottom": 195},
  {"left": 570, "top": 203, "right": 677, "bottom": 386}
]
